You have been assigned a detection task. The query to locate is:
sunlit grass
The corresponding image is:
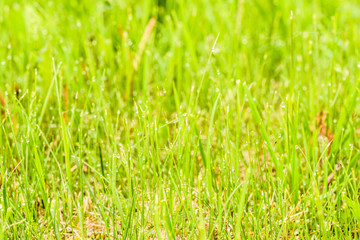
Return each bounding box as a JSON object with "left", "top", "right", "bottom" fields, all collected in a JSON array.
[{"left": 1, "top": 0, "right": 360, "bottom": 239}]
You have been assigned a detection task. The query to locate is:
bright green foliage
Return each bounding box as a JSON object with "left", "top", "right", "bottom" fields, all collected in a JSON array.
[{"left": 1, "top": 0, "right": 360, "bottom": 239}]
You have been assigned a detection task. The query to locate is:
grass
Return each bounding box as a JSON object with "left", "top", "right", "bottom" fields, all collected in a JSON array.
[{"left": 1, "top": 0, "right": 360, "bottom": 239}]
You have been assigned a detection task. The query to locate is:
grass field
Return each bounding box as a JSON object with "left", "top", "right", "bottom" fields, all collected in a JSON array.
[{"left": 1, "top": 0, "right": 360, "bottom": 239}]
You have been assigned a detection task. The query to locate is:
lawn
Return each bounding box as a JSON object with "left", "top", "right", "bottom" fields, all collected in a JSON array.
[{"left": 1, "top": 0, "right": 360, "bottom": 239}]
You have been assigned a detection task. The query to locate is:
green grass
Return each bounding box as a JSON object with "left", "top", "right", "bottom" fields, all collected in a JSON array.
[{"left": 1, "top": 0, "right": 360, "bottom": 239}]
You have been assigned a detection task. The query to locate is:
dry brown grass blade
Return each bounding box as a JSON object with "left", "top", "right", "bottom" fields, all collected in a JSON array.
[
  {"left": 316, "top": 111, "right": 334, "bottom": 151},
  {"left": 0, "top": 91, "right": 5, "bottom": 119},
  {"left": 315, "top": 111, "right": 337, "bottom": 186},
  {"left": 327, "top": 164, "right": 341, "bottom": 185},
  {"left": 133, "top": 18, "right": 156, "bottom": 70},
  {"left": 0, "top": 92, "right": 4, "bottom": 107},
  {"left": 316, "top": 111, "right": 327, "bottom": 137}
]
